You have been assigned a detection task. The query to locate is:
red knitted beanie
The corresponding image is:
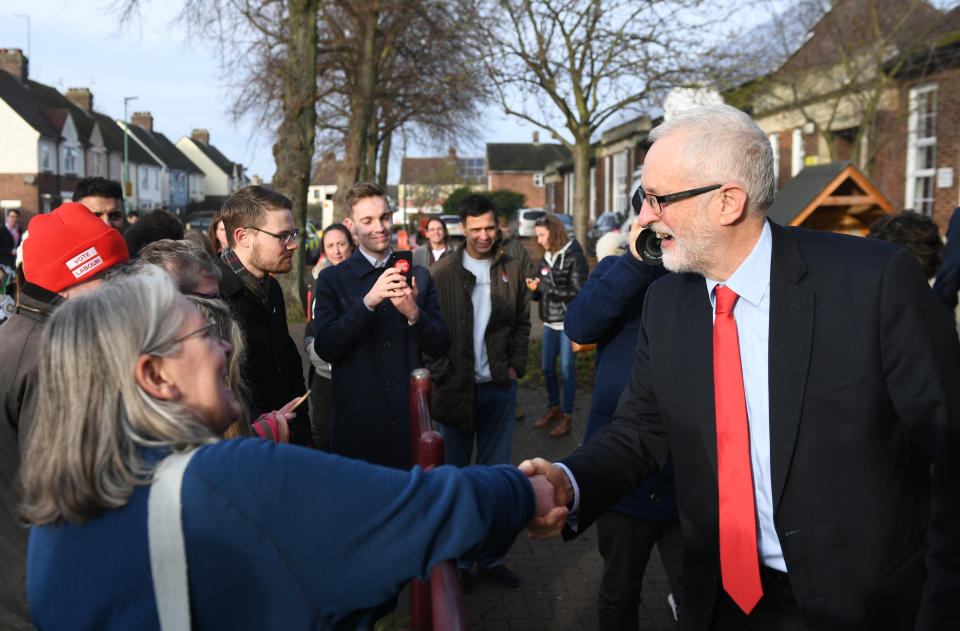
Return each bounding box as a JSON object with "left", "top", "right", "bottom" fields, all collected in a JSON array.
[{"left": 23, "top": 202, "right": 130, "bottom": 293}]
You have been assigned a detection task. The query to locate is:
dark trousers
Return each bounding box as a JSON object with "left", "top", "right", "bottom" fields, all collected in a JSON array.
[
  {"left": 711, "top": 568, "right": 808, "bottom": 630},
  {"left": 308, "top": 372, "right": 332, "bottom": 451},
  {"left": 596, "top": 510, "right": 683, "bottom": 631}
]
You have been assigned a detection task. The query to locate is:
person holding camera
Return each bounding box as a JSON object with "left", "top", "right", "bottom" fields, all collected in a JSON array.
[{"left": 312, "top": 182, "right": 449, "bottom": 471}]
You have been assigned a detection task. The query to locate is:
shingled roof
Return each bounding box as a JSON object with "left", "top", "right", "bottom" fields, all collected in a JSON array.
[
  {"left": 127, "top": 124, "right": 202, "bottom": 174},
  {"left": 181, "top": 136, "right": 236, "bottom": 176},
  {"left": 91, "top": 112, "right": 159, "bottom": 166},
  {"left": 26, "top": 80, "right": 96, "bottom": 144},
  {"left": 767, "top": 161, "right": 898, "bottom": 231},
  {"left": 0, "top": 70, "right": 60, "bottom": 138},
  {"left": 486, "top": 143, "right": 570, "bottom": 172}
]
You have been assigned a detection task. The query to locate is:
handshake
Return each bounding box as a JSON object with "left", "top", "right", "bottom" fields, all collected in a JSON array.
[{"left": 520, "top": 458, "right": 574, "bottom": 540}]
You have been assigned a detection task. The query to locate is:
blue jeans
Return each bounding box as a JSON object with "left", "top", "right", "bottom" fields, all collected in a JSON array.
[
  {"left": 439, "top": 380, "right": 517, "bottom": 570},
  {"left": 542, "top": 326, "right": 576, "bottom": 414}
]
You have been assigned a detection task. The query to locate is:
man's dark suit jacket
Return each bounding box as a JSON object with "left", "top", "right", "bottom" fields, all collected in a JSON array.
[
  {"left": 312, "top": 248, "right": 450, "bottom": 469},
  {"left": 562, "top": 222, "right": 960, "bottom": 630}
]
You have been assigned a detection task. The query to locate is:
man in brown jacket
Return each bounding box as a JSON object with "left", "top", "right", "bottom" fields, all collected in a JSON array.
[{"left": 425, "top": 194, "right": 531, "bottom": 591}]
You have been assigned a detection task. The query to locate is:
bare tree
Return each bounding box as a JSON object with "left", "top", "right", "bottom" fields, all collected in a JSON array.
[
  {"left": 733, "top": 0, "right": 950, "bottom": 176},
  {"left": 477, "top": 0, "right": 729, "bottom": 241}
]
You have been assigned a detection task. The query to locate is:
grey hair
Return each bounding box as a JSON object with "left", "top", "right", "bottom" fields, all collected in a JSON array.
[
  {"left": 133, "top": 238, "right": 221, "bottom": 294},
  {"left": 649, "top": 105, "right": 775, "bottom": 216},
  {"left": 20, "top": 266, "right": 218, "bottom": 525}
]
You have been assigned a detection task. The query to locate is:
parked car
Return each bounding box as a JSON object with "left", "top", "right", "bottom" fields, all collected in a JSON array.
[
  {"left": 585, "top": 212, "right": 624, "bottom": 256},
  {"left": 513, "top": 208, "right": 547, "bottom": 237},
  {"left": 439, "top": 214, "right": 463, "bottom": 237},
  {"left": 183, "top": 210, "right": 217, "bottom": 232},
  {"left": 553, "top": 213, "right": 574, "bottom": 237}
]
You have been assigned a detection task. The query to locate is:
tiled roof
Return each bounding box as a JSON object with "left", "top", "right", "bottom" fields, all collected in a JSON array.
[
  {"left": 127, "top": 124, "right": 202, "bottom": 174},
  {"left": 310, "top": 160, "right": 338, "bottom": 186},
  {"left": 91, "top": 112, "right": 160, "bottom": 166},
  {"left": 183, "top": 136, "right": 235, "bottom": 176},
  {"left": 767, "top": 161, "right": 898, "bottom": 225},
  {"left": 486, "top": 143, "right": 570, "bottom": 172},
  {"left": 401, "top": 157, "right": 458, "bottom": 184},
  {"left": 26, "top": 79, "right": 96, "bottom": 142},
  {"left": 0, "top": 70, "right": 60, "bottom": 138}
]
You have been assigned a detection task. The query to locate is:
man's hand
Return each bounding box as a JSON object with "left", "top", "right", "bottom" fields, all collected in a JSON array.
[
  {"left": 519, "top": 458, "right": 572, "bottom": 539},
  {"left": 508, "top": 366, "right": 518, "bottom": 380},
  {"left": 364, "top": 267, "right": 408, "bottom": 309},
  {"left": 527, "top": 474, "right": 558, "bottom": 517},
  {"left": 627, "top": 216, "right": 643, "bottom": 261},
  {"left": 391, "top": 274, "right": 420, "bottom": 323}
]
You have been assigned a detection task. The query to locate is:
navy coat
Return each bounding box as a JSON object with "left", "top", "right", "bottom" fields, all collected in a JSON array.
[
  {"left": 564, "top": 253, "right": 676, "bottom": 521},
  {"left": 312, "top": 249, "right": 450, "bottom": 469}
]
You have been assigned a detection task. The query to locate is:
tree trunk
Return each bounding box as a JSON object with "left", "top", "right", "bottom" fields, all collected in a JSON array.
[
  {"left": 333, "top": 11, "right": 378, "bottom": 221},
  {"left": 571, "top": 137, "right": 591, "bottom": 244},
  {"left": 378, "top": 129, "right": 392, "bottom": 189},
  {"left": 271, "top": 0, "right": 319, "bottom": 313}
]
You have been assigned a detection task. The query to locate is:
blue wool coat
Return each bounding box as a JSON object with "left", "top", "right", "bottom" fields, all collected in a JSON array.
[
  {"left": 28, "top": 439, "right": 534, "bottom": 630},
  {"left": 564, "top": 253, "right": 678, "bottom": 521},
  {"left": 312, "top": 249, "right": 450, "bottom": 469}
]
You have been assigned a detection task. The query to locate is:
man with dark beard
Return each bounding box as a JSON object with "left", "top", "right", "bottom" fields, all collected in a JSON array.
[{"left": 217, "top": 185, "right": 310, "bottom": 445}]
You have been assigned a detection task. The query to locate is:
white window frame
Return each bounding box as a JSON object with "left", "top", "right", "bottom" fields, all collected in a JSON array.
[
  {"left": 905, "top": 83, "right": 937, "bottom": 215},
  {"left": 533, "top": 172, "right": 544, "bottom": 188},
  {"left": 589, "top": 166, "right": 597, "bottom": 220},
  {"left": 769, "top": 133, "right": 779, "bottom": 190},
  {"left": 612, "top": 151, "right": 627, "bottom": 216},
  {"left": 791, "top": 128, "right": 804, "bottom": 177}
]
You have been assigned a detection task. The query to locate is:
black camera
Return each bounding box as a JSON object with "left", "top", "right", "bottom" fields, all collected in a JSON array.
[{"left": 635, "top": 229, "right": 663, "bottom": 266}]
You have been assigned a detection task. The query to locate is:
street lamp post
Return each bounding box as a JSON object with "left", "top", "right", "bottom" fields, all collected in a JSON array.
[{"left": 123, "top": 96, "right": 138, "bottom": 214}]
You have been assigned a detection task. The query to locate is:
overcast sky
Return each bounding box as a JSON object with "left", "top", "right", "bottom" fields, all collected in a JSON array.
[{"left": 0, "top": 0, "right": 541, "bottom": 184}]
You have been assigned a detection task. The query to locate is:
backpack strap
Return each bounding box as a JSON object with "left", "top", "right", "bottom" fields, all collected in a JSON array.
[{"left": 148, "top": 449, "right": 198, "bottom": 631}]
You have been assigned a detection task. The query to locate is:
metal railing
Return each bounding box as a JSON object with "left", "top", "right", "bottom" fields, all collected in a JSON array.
[{"left": 408, "top": 368, "right": 466, "bottom": 631}]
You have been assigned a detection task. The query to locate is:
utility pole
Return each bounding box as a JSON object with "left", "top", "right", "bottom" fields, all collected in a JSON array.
[{"left": 123, "top": 96, "right": 138, "bottom": 214}]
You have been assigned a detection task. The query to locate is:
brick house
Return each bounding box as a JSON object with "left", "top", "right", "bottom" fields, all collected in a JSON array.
[
  {"left": 398, "top": 147, "right": 484, "bottom": 215},
  {"left": 0, "top": 48, "right": 164, "bottom": 216},
  {"left": 485, "top": 133, "right": 569, "bottom": 208},
  {"left": 744, "top": 0, "right": 960, "bottom": 232},
  {"left": 544, "top": 115, "right": 653, "bottom": 220},
  {"left": 177, "top": 129, "right": 248, "bottom": 209}
]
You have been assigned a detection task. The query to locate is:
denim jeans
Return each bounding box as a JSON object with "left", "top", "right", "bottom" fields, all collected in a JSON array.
[
  {"left": 439, "top": 380, "right": 518, "bottom": 570},
  {"left": 542, "top": 326, "right": 576, "bottom": 414}
]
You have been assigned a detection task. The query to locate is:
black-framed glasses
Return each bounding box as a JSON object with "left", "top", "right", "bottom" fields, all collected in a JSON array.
[
  {"left": 146, "top": 319, "right": 220, "bottom": 355},
  {"left": 245, "top": 226, "right": 299, "bottom": 245},
  {"left": 631, "top": 184, "right": 722, "bottom": 216}
]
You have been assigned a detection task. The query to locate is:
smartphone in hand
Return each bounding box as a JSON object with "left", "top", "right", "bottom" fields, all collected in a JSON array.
[{"left": 387, "top": 251, "right": 413, "bottom": 286}]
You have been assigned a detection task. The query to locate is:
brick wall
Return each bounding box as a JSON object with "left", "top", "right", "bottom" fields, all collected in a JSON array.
[
  {"left": 0, "top": 174, "right": 40, "bottom": 216},
  {"left": 489, "top": 172, "right": 544, "bottom": 207}
]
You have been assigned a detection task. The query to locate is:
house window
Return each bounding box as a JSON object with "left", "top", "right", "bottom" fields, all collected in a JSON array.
[
  {"left": 142, "top": 167, "right": 150, "bottom": 189},
  {"left": 589, "top": 166, "right": 597, "bottom": 219},
  {"left": 40, "top": 144, "right": 52, "bottom": 172},
  {"left": 791, "top": 129, "right": 804, "bottom": 177},
  {"left": 769, "top": 133, "right": 779, "bottom": 189},
  {"left": 92, "top": 153, "right": 103, "bottom": 177},
  {"left": 63, "top": 147, "right": 77, "bottom": 174},
  {"left": 533, "top": 172, "right": 545, "bottom": 188},
  {"left": 612, "top": 151, "right": 627, "bottom": 216},
  {"left": 905, "top": 83, "right": 937, "bottom": 215}
]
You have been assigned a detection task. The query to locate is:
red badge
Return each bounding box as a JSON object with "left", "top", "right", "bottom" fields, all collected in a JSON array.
[{"left": 395, "top": 259, "right": 410, "bottom": 274}]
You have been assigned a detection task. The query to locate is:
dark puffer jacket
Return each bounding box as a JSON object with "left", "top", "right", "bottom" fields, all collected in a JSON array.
[{"left": 531, "top": 237, "right": 588, "bottom": 324}]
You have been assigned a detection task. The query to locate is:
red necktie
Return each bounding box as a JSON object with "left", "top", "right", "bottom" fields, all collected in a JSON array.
[{"left": 713, "top": 285, "right": 763, "bottom": 614}]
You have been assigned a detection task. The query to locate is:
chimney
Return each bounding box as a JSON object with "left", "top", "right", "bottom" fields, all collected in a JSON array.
[
  {"left": 191, "top": 128, "right": 209, "bottom": 145},
  {"left": 65, "top": 87, "right": 92, "bottom": 111},
  {"left": 131, "top": 111, "right": 153, "bottom": 131},
  {"left": 533, "top": 131, "right": 539, "bottom": 144},
  {"left": 448, "top": 146, "right": 457, "bottom": 159},
  {"left": 0, "top": 48, "right": 28, "bottom": 82}
]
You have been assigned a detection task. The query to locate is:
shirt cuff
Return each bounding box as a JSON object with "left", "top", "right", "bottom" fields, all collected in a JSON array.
[{"left": 554, "top": 461, "right": 580, "bottom": 514}]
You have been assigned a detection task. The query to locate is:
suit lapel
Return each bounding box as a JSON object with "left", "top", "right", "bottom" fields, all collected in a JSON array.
[{"left": 767, "top": 223, "right": 814, "bottom": 512}]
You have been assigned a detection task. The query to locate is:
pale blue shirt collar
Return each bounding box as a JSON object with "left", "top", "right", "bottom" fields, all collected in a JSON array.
[
  {"left": 359, "top": 246, "right": 393, "bottom": 268},
  {"left": 705, "top": 221, "right": 772, "bottom": 306}
]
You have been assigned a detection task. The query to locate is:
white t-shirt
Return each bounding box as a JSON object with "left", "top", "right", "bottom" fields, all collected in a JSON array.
[{"left": 462, "top": 251, "right": 492, "bottom": 382}]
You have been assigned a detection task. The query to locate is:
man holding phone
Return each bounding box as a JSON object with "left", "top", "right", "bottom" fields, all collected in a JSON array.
[{"left": 312, "top": 182, "right": 449, "bottom": 470}]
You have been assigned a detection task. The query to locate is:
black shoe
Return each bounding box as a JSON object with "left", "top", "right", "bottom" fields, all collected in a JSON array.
[
  {"left": 459, "top": 568, "right": 473, "bottom": 594},
  {"left": 480, "top": 563, "right": 520, "bottom": 588}
]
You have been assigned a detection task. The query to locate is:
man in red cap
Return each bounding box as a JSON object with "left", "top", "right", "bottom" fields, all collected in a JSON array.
[{"left": 0, "top": 202, "right": 129, "bottom": 630}]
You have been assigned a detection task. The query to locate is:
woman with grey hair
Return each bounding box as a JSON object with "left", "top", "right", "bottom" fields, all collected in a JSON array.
[{"left": 20, "top": 267, "right": 558, "bottom": 630}]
